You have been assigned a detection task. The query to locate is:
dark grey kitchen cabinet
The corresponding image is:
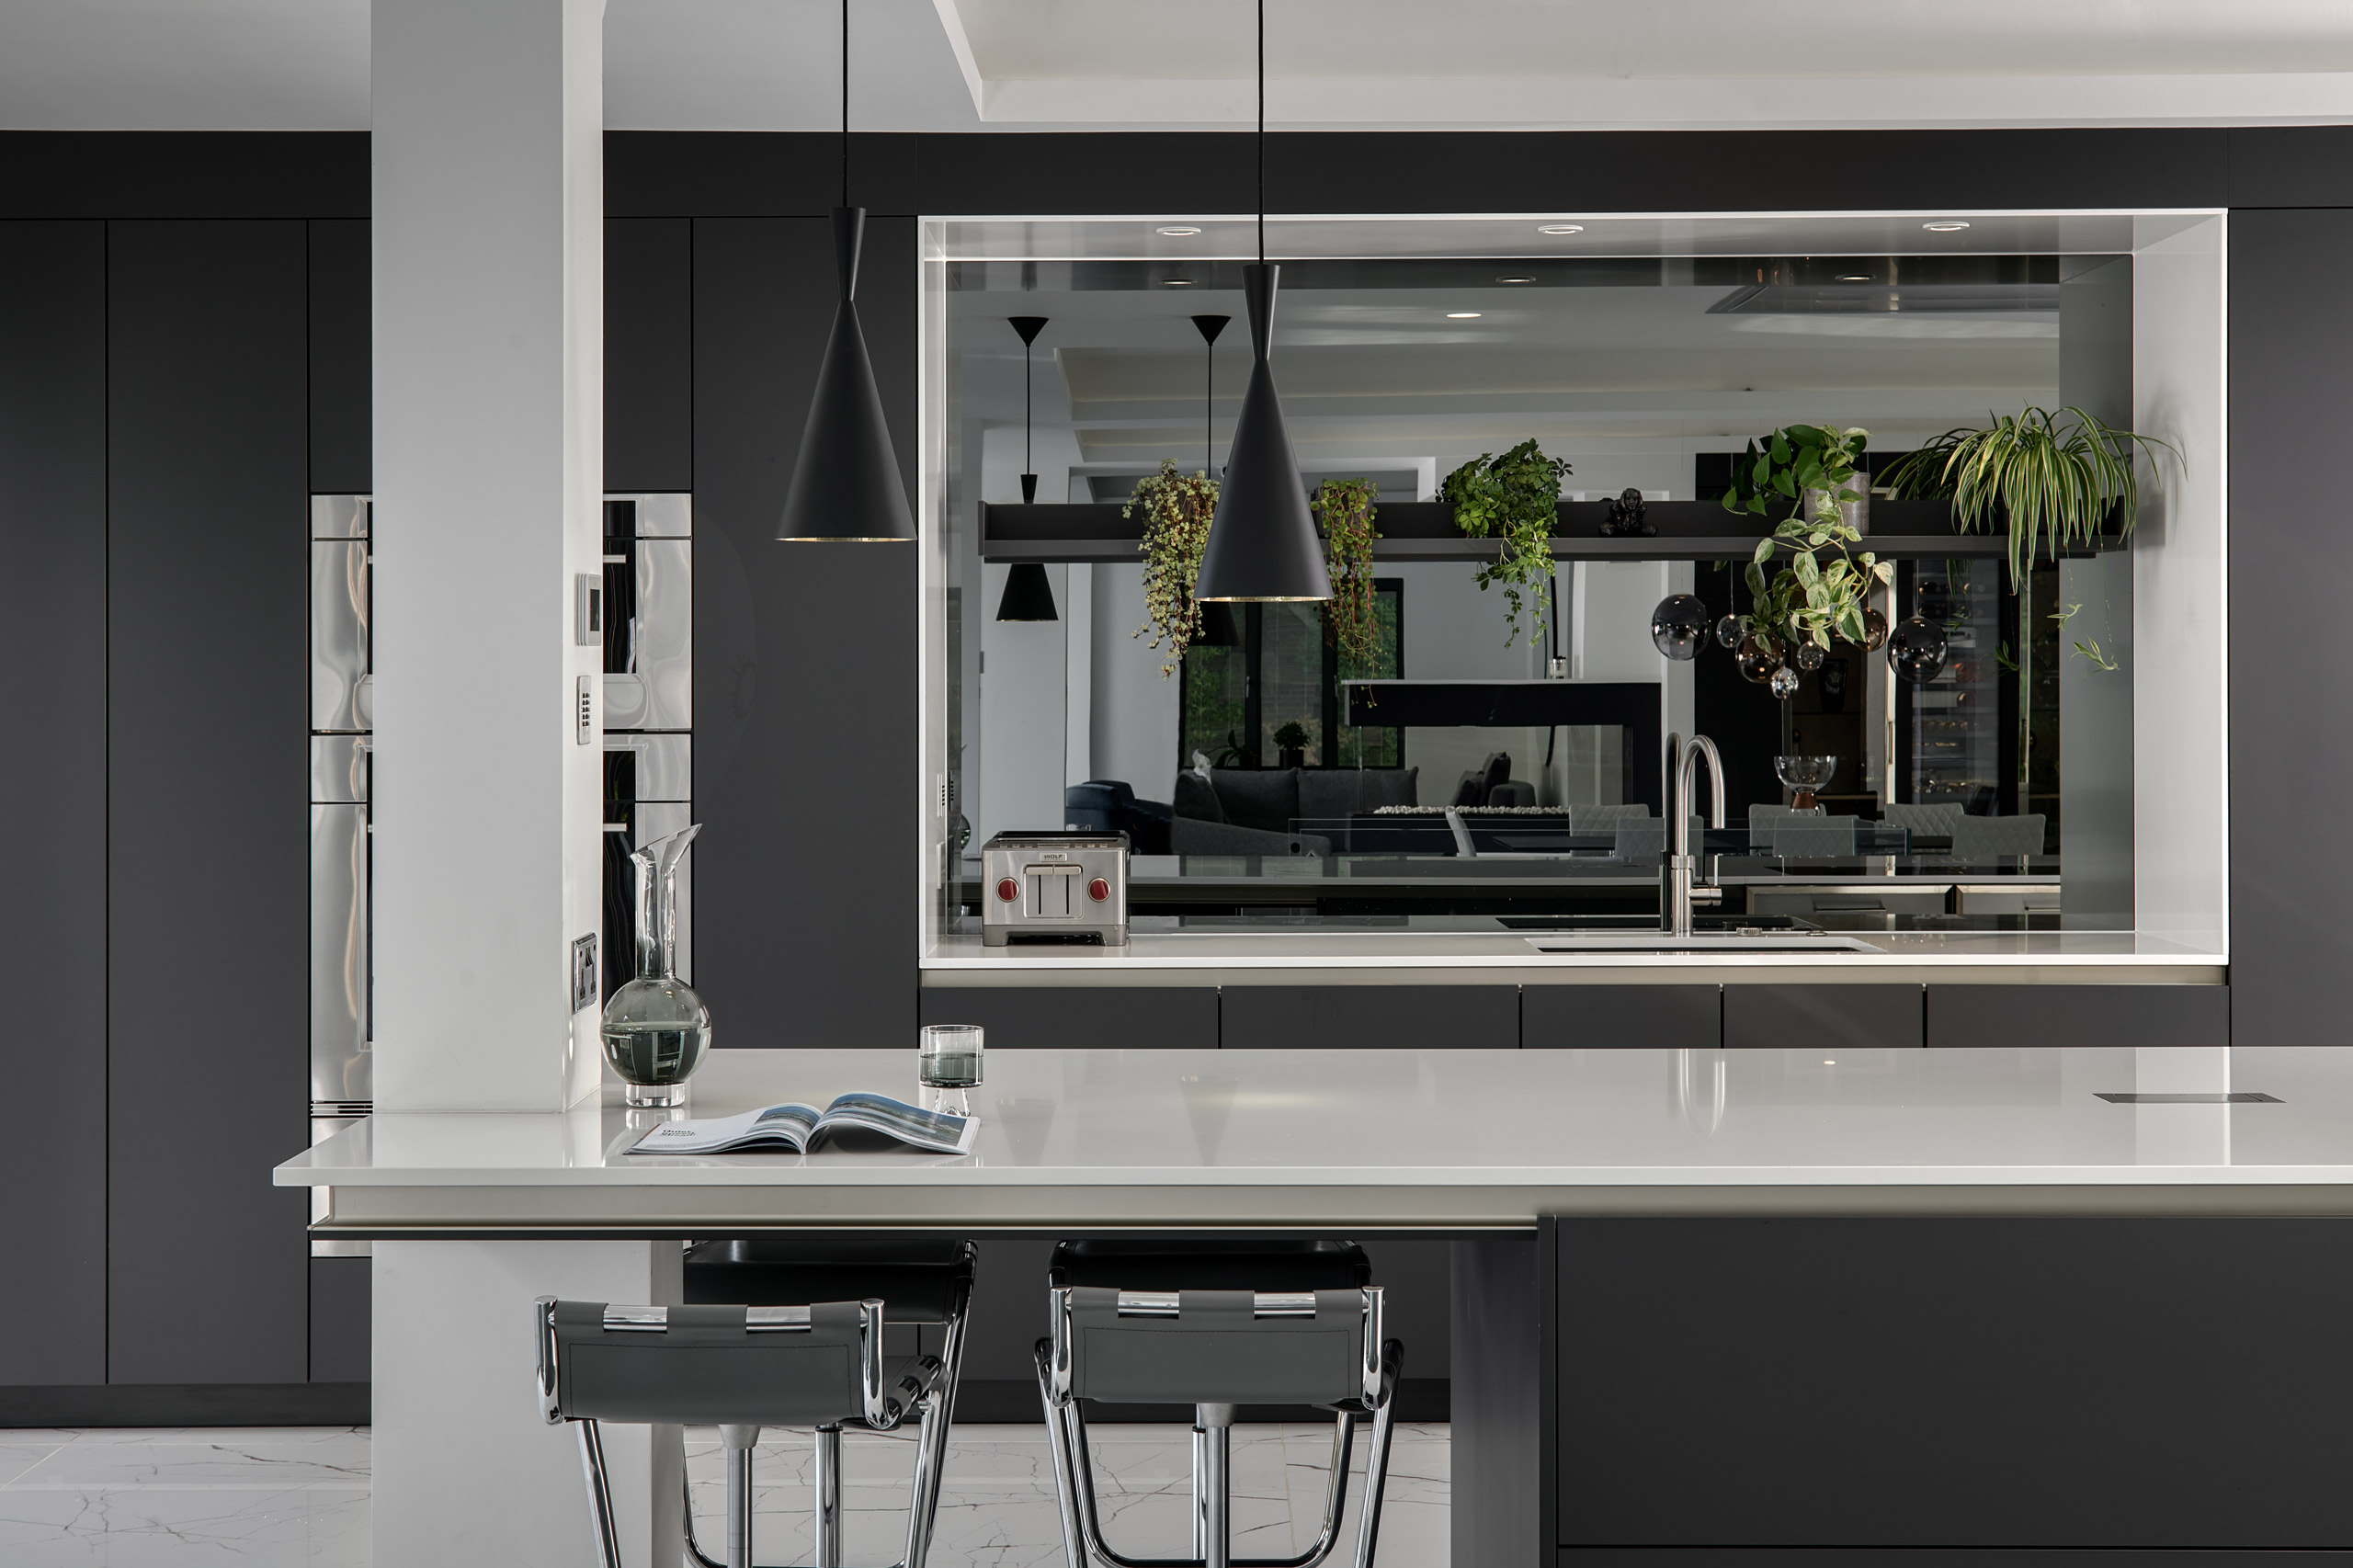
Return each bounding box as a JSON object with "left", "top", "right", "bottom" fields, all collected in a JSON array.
[
  {"left": 1721, "top": 983, "right": 1923, "bottom": 1051},
  {"left": 1220, "top": 983, "right": 1520, "bottom": 1049},
  {"left": 693, "top": 216, "right": 917, "bottom": 1050},
  {"left": 306, "top": 218, "right": 370, "bottom": 494},
  {"left": 107, "top": 220, "right": 313, "bottom": 1384},
  {"left": 918, "top": 985, "right": 1217, "bottom": 1050},
  {"left": 1552, "top": 1218, "right": 2353, "bottom": 1551},
  {"left": 307, "top": 1259, "right": 371, "bottom": 1385},
  {"left": 1927, "top": 983, "right": 2230, "bottom": 1048},
  {"left": 1522, "top": 984, "right": 1720, "bottom": 1049},
  {"left": 0, "top": 221, "right": 109, "bottom": 1386},
  {"left": 607, "top": 217, "right": 693, "bottom": 492}
]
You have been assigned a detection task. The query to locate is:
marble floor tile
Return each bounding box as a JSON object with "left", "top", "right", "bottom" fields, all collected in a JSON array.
[{"left": 0, "top": 1486, "right": 370, "bottom": 1567}]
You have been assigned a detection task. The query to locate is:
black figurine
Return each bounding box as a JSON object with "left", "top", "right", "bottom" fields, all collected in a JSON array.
[{"left": 1602, "top": 487, "right": 1653, "bottom": 537}]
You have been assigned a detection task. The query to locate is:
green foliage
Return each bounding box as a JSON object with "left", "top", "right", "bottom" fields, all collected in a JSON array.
[
  {"left": 1273, "top": 721, "right": 1310, "bottom": 751},
  {"left": 1442, "top": 439, "right": 1571, "bottom": 648},
  {"left": 1312, "top": 477, "right": 1382, "bottom": 669},
  {"left": 1129, "top": 460, "right": 1220, "bottom": 677},
  {"left": 1722, "top": 423, "right": 1870, "bottom": 526},
  {"left": 1721, "top": 425, "right": 1889, "bottom": 653},
  {"left": 1878, "top": 405, "right": 2179, "bottom": 585}
]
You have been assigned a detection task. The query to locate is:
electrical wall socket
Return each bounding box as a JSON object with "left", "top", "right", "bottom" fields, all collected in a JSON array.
[{"left": 571, "top": 934, "right": 599, "bottom": 1013}]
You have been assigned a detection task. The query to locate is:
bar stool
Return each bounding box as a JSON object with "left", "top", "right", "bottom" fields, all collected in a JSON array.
[
  {"left": 1033, "top": 1241, "right": 1404, "bottom": 1568},
  {"left": 535, "top": 1239, "right": 973, "bottom": 1568}
]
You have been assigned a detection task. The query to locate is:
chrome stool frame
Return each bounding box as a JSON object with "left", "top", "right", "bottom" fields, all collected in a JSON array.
[
  {"left": 1035, "top": 1285, "right": 1404, "bottom": 1568},
  {"left": 536, "top": 1285, "right": 970, "bottom": 1568}
]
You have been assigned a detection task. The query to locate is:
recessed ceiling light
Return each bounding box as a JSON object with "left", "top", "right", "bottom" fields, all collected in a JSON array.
[
  {"left": 1162, "top": 278, "right": 1195, "bottom": 287},
  {"left": 1538, "top": 224, "right": 1584, "bottom": 235},
  {"left": 1157, "top": 226, "right": 1202, "bottom": 236},
  {"left": 1922, "top": 221, "right": 1971, "bottom": 233},
  {"left": 1836, "top": 274, "right": 1871, "bottom": 282},
  {"left": 1824, "top": 1060, "right": 1836, "bottom": 1065},
  {"left": 1496, "top": 276, "right": 1535, "bottom": 284},
  {"left": 1446, "top": 312, "right": 1483, "bottom": 319}
]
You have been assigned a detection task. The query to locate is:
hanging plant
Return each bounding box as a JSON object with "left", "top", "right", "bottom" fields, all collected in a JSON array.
[
  {"left": 1721, "top": 425, "right": 1892, "bottom": 653},
  {"left": 1879, "top": 405, "right": 2179, "bottom": 585},
  {"left": 1129, "top": 460, "right": 1220, "bottom": 677},
  {"left": 1442, "top": 438, "right": 1572, "bottom": 648},
  {"left": 1312, "top": 477, "right": 1382, "bottom": 669}
]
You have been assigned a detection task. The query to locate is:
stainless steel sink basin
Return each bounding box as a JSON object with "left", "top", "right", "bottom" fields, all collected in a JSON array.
[{"left": 1525, "top": 933, "right": 1881, "bottom": 955}]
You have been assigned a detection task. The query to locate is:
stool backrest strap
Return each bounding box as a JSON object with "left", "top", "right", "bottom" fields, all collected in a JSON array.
[
  {"left": 535, "top": 1297, "right": 897, "bottom": 1430},
  {"left": 1048, "top": 1286, "right": 1383, "bottom": 1410}
]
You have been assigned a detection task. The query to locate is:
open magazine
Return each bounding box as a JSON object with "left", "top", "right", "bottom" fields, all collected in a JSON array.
[{"left": 625, "top": 1092, "right": 976, "bottom": 1157}]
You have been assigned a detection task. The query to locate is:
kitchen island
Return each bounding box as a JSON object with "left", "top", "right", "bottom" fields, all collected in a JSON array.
[{"left": 281, "top": 1046, "right": 2353, "bottom": 1562}]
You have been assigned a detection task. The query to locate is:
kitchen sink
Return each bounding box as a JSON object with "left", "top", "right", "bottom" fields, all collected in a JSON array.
[{"left": 1524, "top": 933, "right": 1881, "bottom": 955}]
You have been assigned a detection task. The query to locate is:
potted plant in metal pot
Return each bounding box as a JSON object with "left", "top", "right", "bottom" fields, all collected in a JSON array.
[{"left": 1442, "top": 439, "right": 1572, "bottom": 648}]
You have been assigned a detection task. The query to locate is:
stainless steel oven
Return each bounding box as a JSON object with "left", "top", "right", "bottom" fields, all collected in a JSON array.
[{"left": 310, "top": 494, "right": 371, "bottom": 1258}]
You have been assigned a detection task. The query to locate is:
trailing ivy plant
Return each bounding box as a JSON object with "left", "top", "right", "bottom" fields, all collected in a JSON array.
[
  {"left": 1722, "top": 424, "right": 1892, "bottom": 653},
  {"left": 1312, "top": 477, "right": 1382, "bottom": 669},
  {"left": 1878, "top": 405, "right": 2178, "bottom": 584},
  {"left": 1442, "top": 438, "right": 1571, "bottom": 648},
  {"left": 1129, "top": 460, "right": 1220, "bottom": 677}
]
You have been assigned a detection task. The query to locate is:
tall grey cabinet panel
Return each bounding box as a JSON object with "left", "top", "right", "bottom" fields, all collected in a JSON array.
[
  {"left": 692, "top": 217, "right": 917, "bottom": 1048},
  {"left": 1523, "top": 985, "right": 1719, "bottom": 1049},
  {"left": 1722, "top": 983, "right": 1922, "bottom": 1051},
  {"left": 0, "top": 222, "right": 108, "bottom": 1385},
  {"left": 306, "top": 219, "right": 369, "bottom": 494},
  {"left": 918, "top": 986, "right": 1217, "bottom": 1049},
  {"left": 1220, "top": 985, "right": 1519, "bottom": 1049},
  {"left": 1927, "top": 983, "right": 2229, "bottom": 1048},
  {"left": 607, "top": 217, "right": 693, "bottom": 492},
  {"left": 108, "top": 221, "right": 312, "bottom": 1384},
  {"left": 2228, "top": 210, "right": 2353, "bottom": 1045}
]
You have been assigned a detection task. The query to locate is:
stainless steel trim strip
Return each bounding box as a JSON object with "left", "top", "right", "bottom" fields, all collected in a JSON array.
[
  {"left": 602, "top": 1304, "right": 668, "bottom": 1332},
  {"left": 1111, "top": 1290, "right": 1318, "bottom": 1318},
  {"left": 745, "top": 1305, "right": 812, "bottom": 1332}
]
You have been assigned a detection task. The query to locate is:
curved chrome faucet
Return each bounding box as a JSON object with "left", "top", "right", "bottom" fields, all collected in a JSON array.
[{"left": 1663, "top": 732, "right": 1726, "bottom": 937}]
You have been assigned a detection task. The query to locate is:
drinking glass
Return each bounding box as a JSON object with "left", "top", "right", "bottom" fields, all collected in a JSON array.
[{"left": 917, "top": 1024, "right": 984, "bottom": 1117}]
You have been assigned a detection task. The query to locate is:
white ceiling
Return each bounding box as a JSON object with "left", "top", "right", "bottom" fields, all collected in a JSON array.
[{"left": 4, "top": 0, "right": 2351, "bottom": 131}]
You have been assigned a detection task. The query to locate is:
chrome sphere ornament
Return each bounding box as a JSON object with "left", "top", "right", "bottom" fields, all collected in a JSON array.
[
  {"left": 1861, "top": 607, "right": 1891, "bottom": 652},
  {"left": 1768, "top": 665, "right": 1800, "bottom": 699},
  {"left": 1714, "top": 613, "right": 1745, "bottom": 650},
  {"left": 1735, "top": 631, "right": 1784, "bottom": 685},
  {"left": 1793, "top": 639, "right": 1826, "bottom": 672},
  {"left": 1887, "top": 616, "right": 1949, "bottom": 682},
  {"left": 1650, "top": 594, "right": 1711, "bottom": 661}
]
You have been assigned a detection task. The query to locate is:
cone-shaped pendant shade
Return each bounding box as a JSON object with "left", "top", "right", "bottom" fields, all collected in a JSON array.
[
  {"left": 1193, "top": 265, "right": 1329, "bottom": 603},
  {"left": 777, "top": 207, "right": 915, "bottom": 542},
  {"left": 995, "top": 562, "right": 1059, "bottom": 622}
]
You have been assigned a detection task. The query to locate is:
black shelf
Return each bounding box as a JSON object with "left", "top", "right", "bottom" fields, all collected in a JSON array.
[{"left": 978, "top": 498, "right": 2123, "bottom": 564}]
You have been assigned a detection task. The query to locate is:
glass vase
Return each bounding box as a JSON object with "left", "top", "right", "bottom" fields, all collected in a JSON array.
[{"left": 599, "top": 824, "right": 711, "bottom": 1108}]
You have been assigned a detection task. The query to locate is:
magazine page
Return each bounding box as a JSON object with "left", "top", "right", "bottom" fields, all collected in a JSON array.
[
  {"left": 625, "top": 1102, "right": 821, "bottom": 1155},
  {"left": 812, "top": 1092, "right": 977, "bottom": 1156}
]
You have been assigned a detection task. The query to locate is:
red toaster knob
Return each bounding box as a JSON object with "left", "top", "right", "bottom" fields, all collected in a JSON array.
[
  {"left": 995, "top": 878, "right": 1019, "bottom": 903},
  {"left": 1087, "top": 877, "right": 1111, "bottom": 903}
]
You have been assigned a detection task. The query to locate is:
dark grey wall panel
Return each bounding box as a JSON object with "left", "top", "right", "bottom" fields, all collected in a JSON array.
[
  {"left": 2228, "top": 210, "right": 2353, "bottom": 1045},
  {"left": 308, "top": 1259, "right": 371, "bottom": 1384},
  {"left": 1927, "top": 984, "right": 2229, "bottom": 1049},
  {"left": 0, "top": 221, "right": 108, "bottom": 1385},
  {"left": 305, "top": 218, "right": 369, "bottom": 494},
  {"left": 1523, "top": 985, "right": 1719, "bottom": 1049},
  {"left": 918, "top": 986, "right": 1216, "bottom": 1050},
  {"left": 605, "top": 217, "right": 693, "bottom": 492},
  {"left": 1220, "top": 984, "right": 1519, "bottom": 1049},
  {"left": 1557, "top": 1219, "right": 2353, "bottom": 1549},
  {"left": 108, "top": 220, "right": 311, "bottom": 1384},
  {"left": 1722, "top": 984, "right": 1921, "bottom": 1051},
  {"left": 693, "top": 217, "right": 916, "bottom": 1048}
]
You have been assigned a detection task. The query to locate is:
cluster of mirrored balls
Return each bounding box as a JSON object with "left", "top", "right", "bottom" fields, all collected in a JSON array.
[{"left": 1647, "top": 594, "right": 1949, "bottom": 697}]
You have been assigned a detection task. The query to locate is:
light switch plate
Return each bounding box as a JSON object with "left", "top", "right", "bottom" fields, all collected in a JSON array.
[{"left": 571, "top": 934, "right": 599, "bottom": 1013}]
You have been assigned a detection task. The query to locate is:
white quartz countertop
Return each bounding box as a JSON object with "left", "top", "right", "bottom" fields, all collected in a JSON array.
[{"left": 278, "top": 1049, "right": 2353, "bottom": 1230}]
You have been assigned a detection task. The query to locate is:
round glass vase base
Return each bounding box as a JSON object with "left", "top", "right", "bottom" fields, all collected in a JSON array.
[{"left": 622, "top": 1081, "right": 689, "bottom": 1108}]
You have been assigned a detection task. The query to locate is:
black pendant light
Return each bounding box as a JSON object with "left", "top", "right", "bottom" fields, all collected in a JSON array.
[
  {"left": 1191, "top": 313, "right": 1229, "bottom": 474},
  {"left": 995, "top": 315, "right": 1058, "bottom": 621},
  {"left": 776, "top": 0, "right": 915, "bottom": 543},
  {"left": 1191, "top": 0, "right": 1331, "bottom": 605}
]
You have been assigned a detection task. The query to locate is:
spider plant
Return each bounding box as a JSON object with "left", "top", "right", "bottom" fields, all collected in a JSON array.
[{"left": 1880, "top": 405, "right": 2178, "bottom": 584}]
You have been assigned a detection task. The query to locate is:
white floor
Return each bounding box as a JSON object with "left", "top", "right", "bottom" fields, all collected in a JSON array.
[{"left": 0, "top": 1422, "right": 1447, "bottom": 1566}]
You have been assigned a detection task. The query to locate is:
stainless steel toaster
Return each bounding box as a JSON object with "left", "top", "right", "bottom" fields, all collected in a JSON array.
[{"left": 981, "top": 831, "right": 1129, "bottom": 947}]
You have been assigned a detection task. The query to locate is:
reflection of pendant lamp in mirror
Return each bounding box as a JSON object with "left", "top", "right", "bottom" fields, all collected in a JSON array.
[
  {"left": 1191, "top": 0, "right": 1332, "bottom": 605},
  {"left": 777, "top": 0, "right": 915, "bottom": 542},
  {"left": 1191, "top": 313, "right": 1229, "bottom": 475},
  {"left": 995, "top": 316, "right": 1058, "bottom": 620}
]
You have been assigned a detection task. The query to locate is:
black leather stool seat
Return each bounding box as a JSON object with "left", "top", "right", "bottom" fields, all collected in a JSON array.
[
  {"left": 1049, "top": 1238, "right": 1371, "bottom": 1292},
  {"left": 685, "top": 1237, "right": 972, "bottom": 1324}
]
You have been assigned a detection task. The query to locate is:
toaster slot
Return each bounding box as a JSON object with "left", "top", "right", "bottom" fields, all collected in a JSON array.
[{"left": 1026, "top": 862, "right": 1081, "bottom": 918}]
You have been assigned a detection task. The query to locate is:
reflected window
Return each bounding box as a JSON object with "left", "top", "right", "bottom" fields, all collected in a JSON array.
[{"left": 1180, "top": 582, "right": 1402, "bottom": 768}]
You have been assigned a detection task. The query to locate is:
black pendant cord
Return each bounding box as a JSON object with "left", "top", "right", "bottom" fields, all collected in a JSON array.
[
  {"left": 1024, "top": 342, "right": 1032, "bottom": 475},
  {"left": 1256, "top": 0, "right": 1265, "bottom": 267},
  {"left": 839, "top": 0, "right": 850, "bottom": 210},
  {"left": 1205, "top": 339, "right": 1213, "bottom": 471}
]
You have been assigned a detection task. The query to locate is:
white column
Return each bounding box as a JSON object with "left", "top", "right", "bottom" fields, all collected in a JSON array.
[
  {"left": 372, "top": 0, "right": 607, "bottom": 1112},
  {"left": 374, "top": 1240, "right": 683, "bottom": 1568}
]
